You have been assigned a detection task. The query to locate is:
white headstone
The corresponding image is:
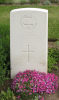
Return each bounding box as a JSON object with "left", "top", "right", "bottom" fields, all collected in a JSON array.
[{"left": 10, "top": 8, "right": 48, "bottom": 79}]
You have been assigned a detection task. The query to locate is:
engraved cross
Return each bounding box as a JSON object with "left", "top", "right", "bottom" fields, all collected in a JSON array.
[{"left": 22, "top": 45, "right": 34, "bottom": 63}]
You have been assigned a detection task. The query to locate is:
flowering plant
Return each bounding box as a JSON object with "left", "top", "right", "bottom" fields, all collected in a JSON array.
[{"left": 11, "top": 70, "right": 58, "bottom": 100}]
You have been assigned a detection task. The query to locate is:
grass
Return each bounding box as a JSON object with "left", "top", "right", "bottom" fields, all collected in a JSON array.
[{"left": 0, "top": 5, "right": 59, "bottom": 40}]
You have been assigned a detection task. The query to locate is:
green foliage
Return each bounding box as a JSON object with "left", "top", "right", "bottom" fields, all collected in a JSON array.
[
  {"left": 34, "top": 96, "right": 38, "bottom": 100},
  {"left": 20, "top": 0, "right": 26, "bottom": 4},
  {"left": 14, "top": 89, "right": 37, "bottom": 100},
  {"left": 0, "top": 38, "right": 10, "bottom": 87},
  {"left": 50, "top": 0, "right": 58, "bottom": 3},
  {"left": 58, "top": 1, "right": 59, "bottom": 4},
  {"left": 5, "top": 0, "right": 13, "bottom": 4},
  {"left": 43, "top": 0, "right": 51, "bottom": 5},
  {"left": 32, "top": 95, "right": 38, "bottom": 100},
  {"left": 0, "top": 0, "right": 6, "bottom": 4},
  {"left": 0, "top": 25, "right": 10, "bottom": 87},
  {"left": 0, "top": 87, "right": 16, "bottom": 100},
  {"left": 48, "top": 48, "right": 59, "bottom": 72},
  {"left": 55, "top": 40, "right": 59, "bottom": 50},
  {"left": 13, "top": 82, "right": 38, "bottom": 99},
  {"left": 35, "top": 0, "right": 39, "bottom": 4},
  {"left": 30, "top": 0, "right": 39, "bottom": 4},
  {"left": 30, "top": 0, "right": 34, "bottom": 4}
]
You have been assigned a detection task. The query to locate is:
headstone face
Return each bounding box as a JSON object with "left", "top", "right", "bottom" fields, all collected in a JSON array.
[{"left": 10, "top": 8, "right": 48, "bottom": 79}]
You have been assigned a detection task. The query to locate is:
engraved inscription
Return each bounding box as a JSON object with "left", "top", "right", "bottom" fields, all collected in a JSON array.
[
  {"left": 20, "top": 33, "right": 42, "bottom": 43},
  {"left": 20, "top": 14, "right": 37, "bottom": 30},
  {"left": 14, "top": 33, "right": 44, "bottom": 44},
  {"left": 22, "top": 45, "right": 34, "bottom": 62}
]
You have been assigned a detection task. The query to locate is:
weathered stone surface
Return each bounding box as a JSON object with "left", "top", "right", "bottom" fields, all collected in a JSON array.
[{"left": 10, "top": 8, "right": 48, "bottom": 79}]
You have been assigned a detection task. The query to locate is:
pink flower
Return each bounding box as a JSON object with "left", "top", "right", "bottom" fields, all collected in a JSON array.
[
  {"left": 24, "top": 89, "right": 25, "bottom": 91},
  {"left": 29, "top": 93, "right": 32, "bottom": 95},
  {"left": 17, "top": 95, "right": 20, "bottom": 98},
  {"left": 11, "top": 69, "right": 58, "bottom": 100},
  {"left": 26, "top": 90, "right": 29, "bottom": 92},
  {"left": 39, "top": 95, "right": 41, "bottom": 98},
  {"left": 40, "top": 97, "right": 44, "bottom": 100}
]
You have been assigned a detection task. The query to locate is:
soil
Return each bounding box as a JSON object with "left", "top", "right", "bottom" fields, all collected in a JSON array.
[{"left": 0, "top": 41, "right": 59, "bottom": 100}]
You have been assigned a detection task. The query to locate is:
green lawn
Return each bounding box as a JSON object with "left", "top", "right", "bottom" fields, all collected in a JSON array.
[{"left": 0, "top": 5, "right": 59, "bottom": 40}]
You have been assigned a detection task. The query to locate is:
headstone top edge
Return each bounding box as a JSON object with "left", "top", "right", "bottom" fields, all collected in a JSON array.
[{"left": 10, "top": 8, "right": 48, "bottom": 13}]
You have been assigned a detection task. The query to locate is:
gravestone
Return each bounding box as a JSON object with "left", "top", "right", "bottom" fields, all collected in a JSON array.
[{"left": 10, "top": 8, "right": 48, "bottom": 79}]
